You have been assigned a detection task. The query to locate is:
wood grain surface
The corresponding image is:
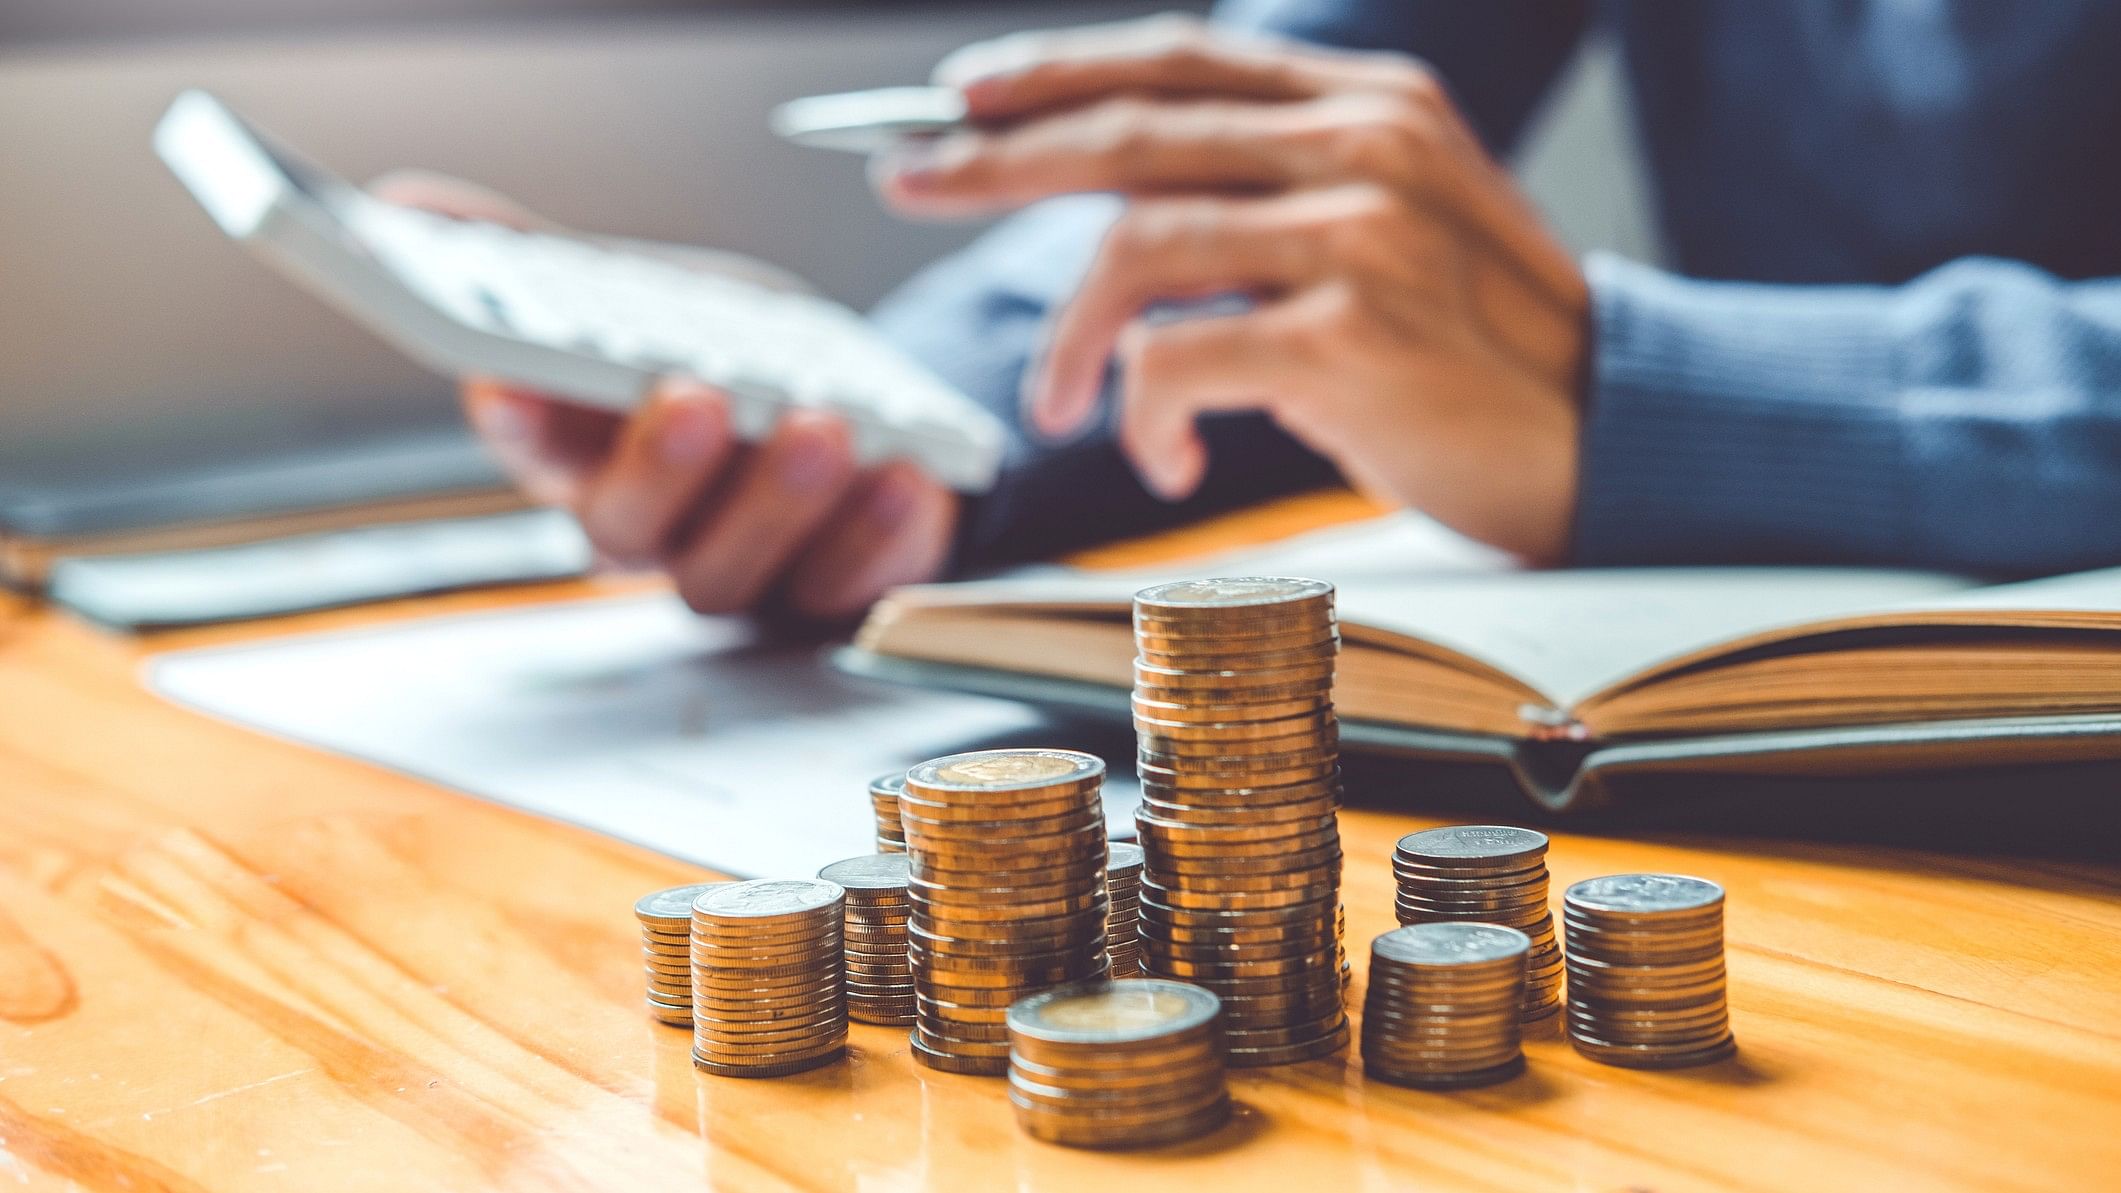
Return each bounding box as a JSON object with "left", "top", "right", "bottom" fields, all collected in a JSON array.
[{"left": 2, "top": 507, "right": 2118, "bottom": 1193}]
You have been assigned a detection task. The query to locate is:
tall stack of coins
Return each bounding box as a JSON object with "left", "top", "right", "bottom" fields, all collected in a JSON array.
[
  {"left": 1391, "top": 826, "right": 1563, "bottom": 1022},
  {"left": 868, "top": 771, "right": 908, "bottom": 853},
  {"left": 636, "top": 882, "right": 726, "bottom": 1026},
  {"left": 1007, "top": 980, "right": 1231, "bottom": 1149},
  {"left": 1563, "top": 874, "right": 1736, "bottom": 1069},
  {"left": 1106, "top": 843, "right": 1144, "bottom": 977},
  {"left": 817, "top": 854, "right": 916, "bottom": 1026},
  {"left": 1131, "top": 577, "right": 1347, "bottom": 1067},
  {"left": 689, "top": 879, "right": 848, "bottom": 1078},
  {"left": 1361, "top": 923, "right": 1531, "bottom": 1088},
  {"left": 900, "top": 749, "right": 1111, "bottom": 1076}
]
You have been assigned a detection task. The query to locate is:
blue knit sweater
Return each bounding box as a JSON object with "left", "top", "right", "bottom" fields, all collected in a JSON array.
[{"left": 873, "top": 0, "right": 2121, "bottom": 574}]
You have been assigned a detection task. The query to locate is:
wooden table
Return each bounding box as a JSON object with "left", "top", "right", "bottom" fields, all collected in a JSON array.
[{"left": 3, "top": 502, "right": 2118, "bottom": 1192}]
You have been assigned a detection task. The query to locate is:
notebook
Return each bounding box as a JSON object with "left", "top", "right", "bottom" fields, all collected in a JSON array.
[{"left": 834, "top": 514, "right": 2121, "bottom": 811}]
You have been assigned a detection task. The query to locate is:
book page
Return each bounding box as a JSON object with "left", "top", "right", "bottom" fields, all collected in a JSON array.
[
  {"left": 1886, "top": 566, "right": 2121, "bottom": 618},
  {"left": 1582, "top": 565, "right": 2121, "bottom": 707},
  {"left": 906, "top": 514, "right": 1976, "bottom": 710},
  {"left": 1332, "top": 568, "right": 1976, "bottom": 708}
]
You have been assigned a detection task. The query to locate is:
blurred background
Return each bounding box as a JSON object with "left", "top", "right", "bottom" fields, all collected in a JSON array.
[{"left": 0, "top": 1, "right": 1654, "bottom": 621}]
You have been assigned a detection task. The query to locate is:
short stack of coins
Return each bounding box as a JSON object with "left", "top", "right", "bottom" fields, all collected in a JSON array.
[
  {"left": 869, "top": 771, "right": 909, "bottom": 853},
  {"left": 1131, "top": 577, "right": 1348, "bottom": 1067},
  {"left": 817, "top": 854, "right": 916, "bottom": 1027},
  {"left": 689, "top": 879, "right": 848, "bottom": 1078},
  {"left": 635, "top": 882, "right": 726, "bottom": 1026},
  {"left": 1391, "top": 825, "right": 1563, "bottom": 1022},
  {"left": 1006, "top": 979, "right": 1231, "bottom": 1149},
  {"left": 1563, "top": 873, "right": 1737, "bottom": 1069},
  {"left": 900, "top": 749, "right": 1111, "bottom": 1076},
  {"left": 1105, "top": 842, "right": 1144, "bottom": 977},
  {"left": 1361, "top": 922, "right": 1531, "bottom": 1088}
]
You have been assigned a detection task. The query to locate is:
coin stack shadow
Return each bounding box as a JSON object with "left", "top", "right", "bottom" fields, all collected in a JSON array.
[
  {"left": 901, "top": 749, "right": 1112, "bottom": 1076},
  {"left": 1007, "top": 979, "right": 1231, "bottom": 1148},
  {"left": 1131, "top": 577, "right": 1348, "bottom": 1067},
  {"left": 1563, "top": 873, "right": 1737, "bottom": 1069},
  {"left": 1106, "top": 842, "right": 1144, "bottom": 977},
  {"left": 1391, "top": 826, "right": 1563, "bottom": 1023},
  {"left": 689, "top": 878, "right": 849, "bottom": 1078},
  {"left": 817, "top": 853, "right": 916, "bottom": 1027},
  {"left": 637, "top": 882, "right": 724, "bottom": 1027},
  {"left": 869, "top": 771, "right": 908, "bottom": 853},
  {"left": 1361, "top": 923, "right": 1531, "bottom": 1088}
]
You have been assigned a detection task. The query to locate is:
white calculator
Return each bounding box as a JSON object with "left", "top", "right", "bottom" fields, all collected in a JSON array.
[{"left": 152, "top": 90, "right": 1005, "bottom": 493}]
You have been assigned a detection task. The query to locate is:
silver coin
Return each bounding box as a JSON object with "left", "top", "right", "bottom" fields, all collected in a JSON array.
[
  {"left": 1566, "top": 874, "right": 1724, "bottom": 916},
  {"left": 635, "top": 883, "right": 732, "bottom": 922},
  {"left": 817, "top": 854, "right": 912, "bottom": 890},
  {"left": 1133, "top": 576, "right": 1332, "bottom": 610},
  {"left": 1395, "top": 825, "right": 1548, "bottom": 864},
  {"left": 1107, "top": 842, "right": 1145, "bottom": 872},
  {"left": 868, "top": 771, "right": 908, "bottom": 796},
  {"left": 1007, "top": 979, "right": 1221, "bottom": 1045},
  {"left": 1372, "top": 923, "right": 1531, "bottom": 967},
  {"left": 694, "top": 878, "right": 845, "bottom": 919}
]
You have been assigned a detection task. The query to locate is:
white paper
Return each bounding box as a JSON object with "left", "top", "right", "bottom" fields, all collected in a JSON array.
[
  {"left": 149, "top": 594, "right": 1140, "bottom": 878},
  {"left": 51, "top": 509, "right": 592, "bottom": 628}
]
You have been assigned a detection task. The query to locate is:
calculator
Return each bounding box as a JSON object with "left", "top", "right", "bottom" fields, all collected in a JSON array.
[{"left": 152, "top": 90, "right": 1005, "bottom": 493}]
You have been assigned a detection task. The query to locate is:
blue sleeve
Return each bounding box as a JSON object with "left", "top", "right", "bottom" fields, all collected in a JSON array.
[
  {"left": 1574, "top": 254, "right": 2121, "bottom": 573},
  {"left": 1216, "top": 0, "right": 1590, "bottom": 155},
  {"left": 874, "top": 0, "right": 1593, "bottom": 566}
]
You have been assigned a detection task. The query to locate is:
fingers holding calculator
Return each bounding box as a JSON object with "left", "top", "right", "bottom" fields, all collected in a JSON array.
[{"left": 372, "top": 173, "right": 960, "bottom": 620}]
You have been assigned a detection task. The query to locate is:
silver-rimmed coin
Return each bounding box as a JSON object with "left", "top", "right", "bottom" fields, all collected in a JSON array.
[
  {"left": 1371, "top": 922, "right": 1531, "bottom": 968},
  {"left": 1133, "top": 576, "right": 1333, "bottom": 611},
  {"left": 1008, "top": 979, "right": 1220, "bottom": 1046},
  {"left": 909, "top": 748, "right": 1105, "bottom": 793},
  {"left": 817, "top": 853, "right": 912, "bottom": 891},
  {"left": 1565, "top": 873, "right": 1724, "bottom": 917},
  {"left": 694, "top": 878, "right": 845, "bottom": 921},
  {"left": 635, "top": 882, "right": 730, "bottom": 926}
]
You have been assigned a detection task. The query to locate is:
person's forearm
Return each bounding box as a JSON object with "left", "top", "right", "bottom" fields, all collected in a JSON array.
[{"left": 1574, "top": 254, "right": 2121, "bottom": 574}]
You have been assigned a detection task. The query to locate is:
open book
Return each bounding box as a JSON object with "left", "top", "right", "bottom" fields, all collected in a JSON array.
[{"left": 837, "top": 515, "right": 2121, "bottom": 810}]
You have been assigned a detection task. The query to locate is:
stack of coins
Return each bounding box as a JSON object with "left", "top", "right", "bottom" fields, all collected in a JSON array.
[
  {"left": 1361, "top": 923, "right": 1531, "bottom": 1088},
  {"left": 869, "top": 771, "right": 909, "bottom": 853},
  {"left": 689, "top": 879, "right": 848, "bottom": 1078},
  {"left": 817, "top": 854, "right": 916, "bottom": 1026},
  {"left": 900, "top": 749, "right": 1111, "bottom": 1076},
  {"left": 635, "top": 882, "right": 726, "bottom": 1026},
  {"left": 1391, "top": 826, "right": 1563, "bottom": 1022},
  {"left": 1563, "top": 874, "right": 1736, "bottom": 1069},
  {"left": 1130, "top": 577, "right": 1346, "bottom": 1067},
  {"left": 1105, "top": 843, "right": 1144, "bottom": 977},
  {"left": 1007, "top": 979, "right": 1231, "bottom": 1148}
]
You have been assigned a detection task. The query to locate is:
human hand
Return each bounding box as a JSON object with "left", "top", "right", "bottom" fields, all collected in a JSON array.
[
  {"left": 370, "top": 171, "right": 959, "bottom": 618},
  {"left": 873, "top": 16, "right": 1588, "bottom": 563}
]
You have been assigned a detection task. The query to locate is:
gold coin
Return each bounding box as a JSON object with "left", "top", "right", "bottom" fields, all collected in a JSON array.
[
  {"left": 1133, "top": 623, "right": 1339, "bottom": 653},
  {"left": 1130, "top": 694, "right": 1330, "bottom": 725}
]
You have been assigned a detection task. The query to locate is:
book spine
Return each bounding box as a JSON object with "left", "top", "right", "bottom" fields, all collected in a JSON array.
[{"left": 1517, "top": 703, "right": 1590, "bottom": 742}]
